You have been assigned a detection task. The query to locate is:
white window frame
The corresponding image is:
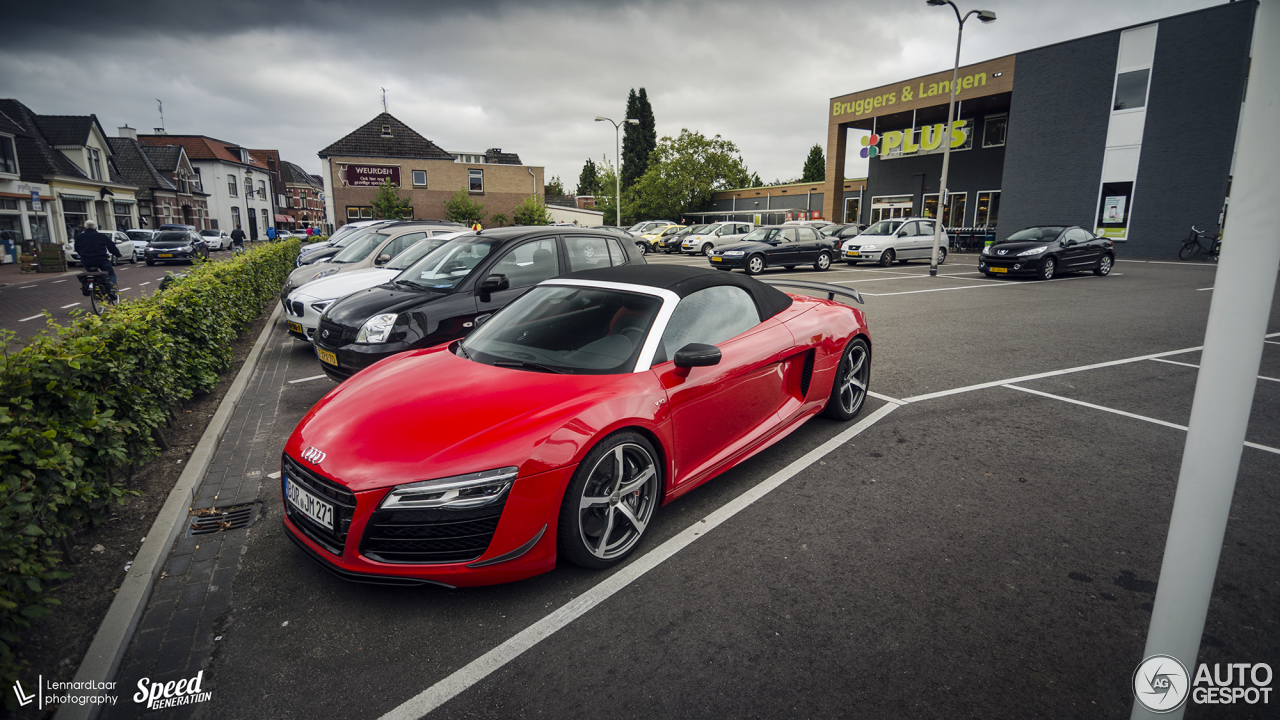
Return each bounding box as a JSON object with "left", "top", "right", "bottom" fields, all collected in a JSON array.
[
  {"left": 982, "top": 114, "right": 1008, "bottom": 148},
  {"left": 412, "top": 170, "right": 427, "bottom": 187},
  {"left": 469, "top": 168, "right": 484, "bottom": 194},
  {"left": 974, "top": 190, "right": 1001, "bottom": 228}
]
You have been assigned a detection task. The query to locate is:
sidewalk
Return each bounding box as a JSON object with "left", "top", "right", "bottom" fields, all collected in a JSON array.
[{"left": 0, "top": 257, "right": 78, "bottom": 286}]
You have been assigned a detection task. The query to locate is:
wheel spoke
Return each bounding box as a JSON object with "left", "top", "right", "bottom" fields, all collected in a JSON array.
[
  {"left": 615, "top": 503, "right": 647, "bottom": 535},
  {"left": 579, "top": 493, "right": 611, "bottom": 511},
  {"left": 592, "top": 508, "right": 616, "bottom": 557},
  {"left": 616, "top": 464, "right": 654, "bottom": 496},
  {"left": 847, "top": 352, "right": 865, "bottom": 377},
  {"left": 611, "top": 446, "right": 626, "bottom": 493}
]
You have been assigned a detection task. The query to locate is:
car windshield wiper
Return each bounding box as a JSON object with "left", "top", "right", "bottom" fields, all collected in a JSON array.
[
  {"left": 491, "top": 359, "right": 565, "bottom": 374},
  {"left": 392, "top": 278, "right": 429, "bottom": 291}
]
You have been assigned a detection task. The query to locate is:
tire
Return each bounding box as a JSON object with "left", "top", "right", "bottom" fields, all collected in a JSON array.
[
  {"left": 129, "top": 250, "right": 138, "bottom": 264},
  {"left": 814, "top": 251, "right": 832, "bottom": 271},
  {"left": 784, "top": 265, "right": 796, "bottom": 270},
  {"left": 878, "top": 249, "right": 895, "bottom": 267},
  {"left": 702, "top": 243, "right": 714, "bottom": 257},
  {"left": 745, "top": 254, "right": 765, "bottom": 275},
  {"left": 822, "top": 337, "right": 871, "bottom": 421},
  {"left": 1038, "top": 256, "right": 1056, "bottom": 281},
  {"left": 558, "top": 432, "right": 661, "bottom": 570},
  {"left": 145, "top": 260, "right": 154, "bottom": 266},
  {"left": 635, "top": 242, "right": 648, "bottom": 255},
  {"left": 1178, "top": 242, "right": 1201, "bottom": 261},
  {"left": 935, "top": 247, "right": 947, "bottom": 265},
  {"left": 846, "top": 261, "right": 859, "bottom": 266},
  {"left": 1094, "top": 253, "right": 1114, "bottom": 276}
]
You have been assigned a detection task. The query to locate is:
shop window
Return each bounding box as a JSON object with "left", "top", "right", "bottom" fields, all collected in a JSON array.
[
  {"left": 1113, "top": 69, "right": 1150, "bottom": 111},
  {"left": 0, "top": 198, "right": 17, "bottom": 211},
  {"left": 982, "top": 115, "right": 1007, "bottom": 148},
  {"left": 0, "top": 135, "right": 17, "bottom": 174},
  {"left": 943, "top": 193, "right": 967, "bottom": 228},
  {"left": 843, "top": 197, "right": 861, "bottom": 224},
  {"left": 975, "top": 191, "right": 1000, "bottom": 228},
  {"left": 469, "top": 169, "right": 483, "bottom": 193},
  {"left": 412, "top": 170, "right": 427, "bottom": 187},
  {"left": 228, "top": 175, "right": 238, "bottom": 197}
]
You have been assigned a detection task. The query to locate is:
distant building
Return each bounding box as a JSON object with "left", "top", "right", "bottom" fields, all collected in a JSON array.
[
  {"left": 318, "top": 112, "right": 543, "bottom": 228},
  {"left": 108, "top": 126, "right": 209, "bottom": 230},
  {"left": 280, "top": 160, "right": 327, "bottom": 230}
]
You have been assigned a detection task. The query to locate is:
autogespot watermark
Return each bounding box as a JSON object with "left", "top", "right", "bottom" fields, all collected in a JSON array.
[{"left": 1133, "top": 656, "right": 1273, "bottom": 713}]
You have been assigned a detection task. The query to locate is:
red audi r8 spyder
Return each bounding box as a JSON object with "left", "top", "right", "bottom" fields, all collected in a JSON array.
[{"left": 281, "top": 265, "right": 871, "bottom": 587}]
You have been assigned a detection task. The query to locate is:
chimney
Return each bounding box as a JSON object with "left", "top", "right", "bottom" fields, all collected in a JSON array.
[
  {"left": 118, "top": 125, "right": 137, "bottom": 140},
  {"left": 154, "top": 128, "right": 166, "bottom": 135}
]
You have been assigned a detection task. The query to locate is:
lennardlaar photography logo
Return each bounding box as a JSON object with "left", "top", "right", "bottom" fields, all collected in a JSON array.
[{"left": 1133, "top": 655, "right": 1190, "bottom": 713}]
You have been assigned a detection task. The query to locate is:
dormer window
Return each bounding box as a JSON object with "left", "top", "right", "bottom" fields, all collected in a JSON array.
[
  {"left": 87, "top": 147, "right": 102, "bottom": 181},
  {"left": 381, "top": 125, "right": 392, "bottom": 137}
]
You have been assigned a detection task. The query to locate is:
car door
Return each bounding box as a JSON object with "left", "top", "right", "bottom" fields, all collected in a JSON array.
[
  {"left": 794, "top": 226, "right": 824, "bottom": 263},
  {"left": 767, "top": 228, "right": 801, "bottom": 266},
  {"left": 474, "top": 237, "right": 562, "bottom": 318},
  {"left": 1061, "top": 227, "right": 1097, "bottom": 269},
  {"left": 652, "top": 286, "right": 791, "bottom": 488}
]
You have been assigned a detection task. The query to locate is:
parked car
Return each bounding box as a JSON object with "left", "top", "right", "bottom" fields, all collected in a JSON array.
[
  {"left": 280, "top": 265, "right": 869, "bottom": 586},
  {"left": 283, "top": 232, "right": 463, "bottom": 342},
  {"left": 839, "top": 217, "right": 948, "bottom": 267},
  {"left": 657, "top": 225, "right": 704, "bottom": 253},
  {"left": 281, "top": 222, "right": 462, "bottom": 297},
  {"left": 157, "top": 223, "right": 198, "bottom": 232},
  {"left": 296, "top": 221, "right": 393, "bottom": 267},
  {"left": 821, "top": 223, "right": 867, "bottom": 239},
  {"left": 64, "top": 230, "right": 138, "bottom": 266},
  {"left": 199, "top": 228, "right": 232, "bottom": 251},
  {"left": 978, "top": 226, "right": 1116, "bottom": 280},
  {"left": 709, "top": 225, "right": 836, "bottom": 274},
  {"left": 783, "top": 219, "right": 834, "bottom": 230},
  {"left": 680, "top": 221, "right": 754, "bottom": 256},
  {"left": 312, "top": 226, "right": 646, "bottom": 382},
  {"left": 144, "top": 229, "right": 209, "bottom": 265},
  {"left": 636, "top": 224, "right": 683, "bottom": 254},
  {"left": 625, "top": 220, "right": 672, "bottom": 236}
]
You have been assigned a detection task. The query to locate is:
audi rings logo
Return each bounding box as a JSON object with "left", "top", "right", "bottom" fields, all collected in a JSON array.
[
  {"left": 1133, "top": 655, "right": 1190, "bottom": 713},
  {"left": 300, "top": 446, "right": 326, "bottom": 464}
]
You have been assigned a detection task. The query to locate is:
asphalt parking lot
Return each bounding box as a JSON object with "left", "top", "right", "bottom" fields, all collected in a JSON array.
[{"left": 109, "top": 250, "right": 1279, "bottom": 719}]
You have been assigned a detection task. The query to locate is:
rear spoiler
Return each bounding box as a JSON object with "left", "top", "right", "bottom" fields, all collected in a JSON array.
[{"left": 760, "top": 279, "right": 863, "bottom": 305}]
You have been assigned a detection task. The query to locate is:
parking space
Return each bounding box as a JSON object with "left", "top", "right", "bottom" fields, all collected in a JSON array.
[{"left": 102, "top": 250, "right": 1278, "bottom": 719}]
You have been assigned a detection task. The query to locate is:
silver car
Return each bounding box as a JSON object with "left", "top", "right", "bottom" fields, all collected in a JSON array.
[
  {"left": 64, "top": 229, "right": 138, "bottom": 266},
  {"left": 681, "top": 221, "right": 754, "bottom": 256}
]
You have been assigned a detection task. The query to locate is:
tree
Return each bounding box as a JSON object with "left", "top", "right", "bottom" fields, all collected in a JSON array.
[
  {"left": 490, "top": 212, "right": 510, "bottom": 227},
  {"left": 512, "top": 196, "right": 553, "bottom": 225},
  {"left": 590, "top": 155, "right": 622, "bottom": 225},
  {"left": 749, "top": 172, "right": 765, "bottom": 188},
  {"left": 630, "top": 129, "right": 753, "bottom": 220},
  {"left": 371, "top": 178, "right": 413, "bottom": 220},
  {"left": 801, "top": 144, "right": 826, "bottom": 183},
  {"left": 621, "top": 87, "right": 657, "bottom": 189},
  {"left": 545, "top": 175, "right": 567, "bottom": 197},
  {"left": 576, "top": 158, "right": 600, "bottom": 197},
  {"left": 444, "top": 190, "right": 485, "bottom": 226}
]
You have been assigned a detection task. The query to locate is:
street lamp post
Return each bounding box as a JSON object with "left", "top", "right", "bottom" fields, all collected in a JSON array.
[
  {"left": 926, "top": 0, "right": 995, "bottom": 277},
  {"left": 595, "top": 116, "right": 639, "bottom": 228}
]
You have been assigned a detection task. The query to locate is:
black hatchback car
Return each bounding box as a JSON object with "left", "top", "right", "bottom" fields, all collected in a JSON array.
[
  {"left": 978, "top": 226, "right": 1116, "bottom": 280},
  {"left": 313, "top": 226, "right": 647, "bottom": 381},
  {"left": 144, "top": 229, "right": 209, "bottom": 265},
  {"left": 708, "top": 225, "right": 836, "bottom": 275}
]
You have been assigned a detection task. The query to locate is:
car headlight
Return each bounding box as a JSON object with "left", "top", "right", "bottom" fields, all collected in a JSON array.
[
  {"left": 379, "top": 466, "right": 518, "bottom": 510},
  {"left": 722, "top": 250, "right": 745, "bottom": 256},
  {"left": 1018, "top": 246, "right": 1048, "bottom": 256},
  {"left": 309, "top": 300, "right": 333, "bottom": 313},
  {"left": 311, "top": 268, "right": 339, "bottom": 282},
  {"left": 981, "top": 245, "right": 994, "bottom": 255},
  {"left": 861, "top": 244, "right": 878, "bottom": 251},
  {"left": 355, "top": 313, "right": 399, "bottom": 344}
]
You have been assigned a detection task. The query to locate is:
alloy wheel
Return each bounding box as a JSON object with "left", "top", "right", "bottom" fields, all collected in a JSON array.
[
  {"left": 569, "top": 441, "right": 659, "bottom": 565},
  {"left": 823, "top": 338, "right": 870, "bottom": 420},
  {"left": 1039, "top": 256, "right": 1056, "bottom": 280},
  {"left": 747, "top": 255, "right": 765, "bottom": 275}
]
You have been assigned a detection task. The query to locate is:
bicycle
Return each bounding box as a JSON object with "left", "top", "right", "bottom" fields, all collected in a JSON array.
[
  {"left": 77, "top": 270, "right": 119, "bottom": 315},
  {"left": 1178, "top": 226, "right": 1221, "bottom": 261},
  {"left": 233, "top": 243, "right": 246, "bottom": 256}
]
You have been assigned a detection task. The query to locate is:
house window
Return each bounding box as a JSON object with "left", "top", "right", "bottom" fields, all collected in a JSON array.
[
  {"left": 381, "top": 125, "right": 392, "bottom": 137},
  {"left": 347, "top": 206, "right": 373, "bottom": 219},
  {"left": 1113, "top": 69, "right": 1150, "bottom": 111},
  {"left": 262, "top": 209, "right": 268, "bottom": 228},
  {"left": 258, "top": 180, "right": 266, "bottom": 199},
  {"left": 982, "top": 115, "right": 1007, "bottom": 148},
  {"left": 0, "top": 135, "right": 17, "bottom": 174},
  {"left": 231, "top": 207, "right": 241, "bottom": 229},
  {"left": 412, "top": 170, "right": 427, "bottom": 187},
  {"left": 87, "top": 148, "right": 102, "bottom": 181},
  {"left": 469, "top": 169, "right": 483, "bottom": 193},
  {"left": 228, "top": 175, "right": 238, "bottom": 197}
]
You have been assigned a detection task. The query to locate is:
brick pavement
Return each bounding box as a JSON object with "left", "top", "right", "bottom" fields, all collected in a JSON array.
[{"left": 102, "top": 318, "right": 332, "bottom": 719}]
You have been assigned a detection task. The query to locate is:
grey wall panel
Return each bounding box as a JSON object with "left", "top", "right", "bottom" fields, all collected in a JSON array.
[
  {"left": 998, "top": 33, "right": 1118, "bottom": 242},
  {"left": 1129, "top": 2, "right": 1254, "bottom": 259}
]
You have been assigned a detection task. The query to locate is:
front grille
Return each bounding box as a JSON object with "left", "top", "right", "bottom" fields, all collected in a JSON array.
[
  {"left": 316, "top": 319, "right": 355, "bottom": 349},
  {"left": 359, "top": 502, "right": 505, "bottom": 564},
  {"left": 291, "top": 300, "right": 305, "bottom": 317},
  {"left": 800, "top": 349, "right": 815, "bottom": 397},
  {"left": 282, "top": 454, "right": 357, "bottom": 556}
]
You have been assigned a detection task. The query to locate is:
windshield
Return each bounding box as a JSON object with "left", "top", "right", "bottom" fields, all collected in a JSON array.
[
  {"left": 331, "top": 232, "right": 390, "bottom": 263},
  {"left": 460, "top": 285, "right": 664, "bottom": 374},
  {"left": 385, "top": 234, "right": 461, "bottom": 271},
  {"left": 742, "top": 228, "right": 781, "bottom": 242},
  {"left": 686, "top": 225, "right": 714, "bottom": 235},
  {"left": 154, "top": 231, "right": 190, "bottom": 243},
  {"left": 863, "top": 220, "right": 904, "bottom": 236},
  {"left": 126, "top": 231, "right": 151, "bottom": 240},
  {"left": 1005, "top": 227, "right": 1066, "bottom": 243},
  {"left": 393, "top": 237, "right": 499, "bottom": 291},
  {"left": 199, "top": 229, "right": 220, "bottom": 236},
  {"left": 329, "top": 224, "right": 384, "bottom": 249}
]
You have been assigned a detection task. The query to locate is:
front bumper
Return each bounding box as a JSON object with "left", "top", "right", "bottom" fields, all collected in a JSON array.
[
  {"left": 978, "top": 255, "right": 1044, "bottom": 276},
  {"left": 281, "top": 455, "right": 571, "bottom": 587},
  {"left": 708, "top": 254, "right": 747, "bottom": 269},
  {"left": 282, "top": 295, "right": 325, "bottom": 341},
  {"left": 842, "top": 247, "right": 881, "bottom": 262},
  {"left": 145, "top": 249, "right": 200, "bottom": 263}
]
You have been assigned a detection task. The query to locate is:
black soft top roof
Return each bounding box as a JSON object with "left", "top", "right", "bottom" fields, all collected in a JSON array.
[{"left": 559, "top": 265, "right": 793, "bottom": 320}]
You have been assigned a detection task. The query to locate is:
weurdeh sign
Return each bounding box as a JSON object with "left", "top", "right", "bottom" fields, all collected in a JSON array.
[{"left": 339, "top": 164, "right": 400, "bottom": 187}]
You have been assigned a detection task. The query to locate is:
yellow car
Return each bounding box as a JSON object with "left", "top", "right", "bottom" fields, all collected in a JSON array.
[{"left": 636, "top": 224, "right": 683, "bottom": 254}]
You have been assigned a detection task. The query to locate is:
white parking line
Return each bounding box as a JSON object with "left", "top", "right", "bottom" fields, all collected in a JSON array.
[
  {"left": 120, "top": 287, "right": 132, "bottom": 292},
  {"left": 1150, "top": 357, "right": 1280, "bottom": 383},
  {"left": 19, "top": 285, "right": 36, "bottom": 289},
  {"left": 1002, "top": 384, "right": 1280, "bottom": 455},
  {"left": 141, "top": 281, "right": 151, "bottom": 286},
  {"left": 378, "top": 401, "right": 900, "bottom": 720},
  {"left": 868, "top": 391, "right": 907, "bottom": 405},
  {"left": 61, "top": 303, "right": 80, "bottom": 309},
  {"left": 19, "top": 314, "right": 43, "bottom": 322},
  {"left": 52, "top": 279, "right": 67, "bottom": 284},
  {"left": 288, "top": 375, "right": 328, "bottom": 384}
]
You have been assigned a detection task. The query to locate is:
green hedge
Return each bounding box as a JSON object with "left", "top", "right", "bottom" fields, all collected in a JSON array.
[{"left": 0, "top": 240, "right": 299, "bottom": 708}]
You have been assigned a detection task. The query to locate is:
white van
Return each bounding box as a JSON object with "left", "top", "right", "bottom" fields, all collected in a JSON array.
[{"left": 840, "top": 217, "right": 949, "bottom": 266}]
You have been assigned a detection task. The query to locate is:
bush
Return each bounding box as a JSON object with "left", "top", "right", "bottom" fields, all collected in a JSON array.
[
  {"left": 0, "top": 240, "right": 299, "bottom": 709},
  {"left": 512, "top": 196, "right": 553, "bottom": 226}
]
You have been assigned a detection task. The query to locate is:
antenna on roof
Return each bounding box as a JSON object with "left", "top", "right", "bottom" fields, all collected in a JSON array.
[
  {"left": 380, "top": 87, "right": 387, "bottom": 114},
  {"left": 156, "top": 99, "right": 165, "bottom": 132}
]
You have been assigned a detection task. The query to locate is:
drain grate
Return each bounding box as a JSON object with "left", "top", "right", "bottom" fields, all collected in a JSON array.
[{"left": 187, "top": 503, "right": 259, "bottom": 536}]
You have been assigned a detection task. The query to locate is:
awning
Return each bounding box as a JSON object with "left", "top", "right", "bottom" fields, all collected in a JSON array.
[
  {"left": 274, "top": 214, "right": 291, "bottom": 223},
  {"left": 58, "top": 193, "right": 96, "bottom": 201}
]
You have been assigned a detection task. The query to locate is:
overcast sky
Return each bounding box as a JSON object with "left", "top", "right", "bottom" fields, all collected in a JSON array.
[{"left": 1, "top": 0, "right": 1219, "bottom": 191}]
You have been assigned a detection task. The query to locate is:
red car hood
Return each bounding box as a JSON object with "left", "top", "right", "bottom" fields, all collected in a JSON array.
[{"left": 287, "top": 345, "right": 627, "bottom": 492}]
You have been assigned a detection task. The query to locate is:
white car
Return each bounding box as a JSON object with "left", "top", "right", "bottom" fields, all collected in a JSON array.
[
  {"left": 840, "top": 217, "right": 949, "bottom": 267},
  {"left": 199, "top": 228, "right": 232, "bottom": 250},
  {"left": 282, "top": 232, "right": 463, "bottom": 342},
  {"left": 681, "top": 221, "right": 754, "bottom": 256},
  {"left": 65, "top": 230, "right": 139, "bottom": 266}
]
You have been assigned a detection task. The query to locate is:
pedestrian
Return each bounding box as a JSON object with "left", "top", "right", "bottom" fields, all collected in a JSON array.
[
  {"left": 471, "top": 220, "right": 482, "bottom": 232},
  {"left": 231, "top": 224, "right": 246, "bottom": 252},
  {"left": 306, "top": 226, "right": 313, "bottom": 237},
  {"left": 74, "top": 220, "right": 121, "bottom": 290},
  {"left": 267, "top": 225, "right": 277, "bottom": 242}
]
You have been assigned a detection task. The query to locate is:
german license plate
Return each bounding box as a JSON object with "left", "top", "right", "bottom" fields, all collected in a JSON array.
[
  {"left": 989, "top": 267, "right": 1008, "bottom": 273},
  {"left": 846, "top": 251, "right": 860, "bottom": 257},
  {"left": 158, "top": 253, "right": 173, "bottom": 258},
  {"left": 316, "top": 347, "right": 338, "bottom": 365},
  {"left": 288, "top": 321, "right": 303, "bottom": 334},
  {"left": 284, "top": 476, "right": 333, "bottom": 530},
  {"left": 711, "top": 256, "right": 721, "bottom": 262}
]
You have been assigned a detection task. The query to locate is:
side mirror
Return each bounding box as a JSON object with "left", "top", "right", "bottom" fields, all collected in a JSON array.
[
  {"left": 479, "top": 273, "right": 509, "bottom": 302},
  {"left": 375, "top": 254, "right": 392, "bottom": 265},
  {"left": 673, "top": 343, "right": 722, "bottom": 368}
]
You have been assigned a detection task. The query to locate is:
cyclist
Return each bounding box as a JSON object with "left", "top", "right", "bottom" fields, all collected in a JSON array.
[
  {"left": 231, "top": 224, "right": 247, "bottom": 254},
  {"left": 74, "top": 220, "right": 121, "bottom": 293}
]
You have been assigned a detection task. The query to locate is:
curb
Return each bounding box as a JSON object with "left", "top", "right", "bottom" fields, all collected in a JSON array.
[{"left": 55, "top": 303, "right": 284, "bottom": 720}]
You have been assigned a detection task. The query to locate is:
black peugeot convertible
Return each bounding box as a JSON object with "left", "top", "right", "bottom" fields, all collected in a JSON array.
[
  {"left": 707, "top": 225, "right": 836, "bottom": 275},
  {"left": 978, "top": 226, "right": 1116, "bottom": 280}
]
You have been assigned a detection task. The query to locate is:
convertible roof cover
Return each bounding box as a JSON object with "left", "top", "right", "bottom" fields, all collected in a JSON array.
[{"left": 560, "top": 265, "right": 794, "bottom": 320}]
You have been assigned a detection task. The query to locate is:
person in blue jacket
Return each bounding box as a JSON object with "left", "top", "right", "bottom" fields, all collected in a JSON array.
[{"left": 266, "top": 225, "right": 277, "bottom": 242}]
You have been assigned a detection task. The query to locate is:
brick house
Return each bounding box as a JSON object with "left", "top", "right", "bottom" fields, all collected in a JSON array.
[
  {"left": 108, "top": 127, "right": 210, "bottom": 230},
  {"left": 280, "top": 160, "right": 326, "bottom": 230},
  {"left": 318, "top": 112, "right": 543, "bottom": 228}
]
